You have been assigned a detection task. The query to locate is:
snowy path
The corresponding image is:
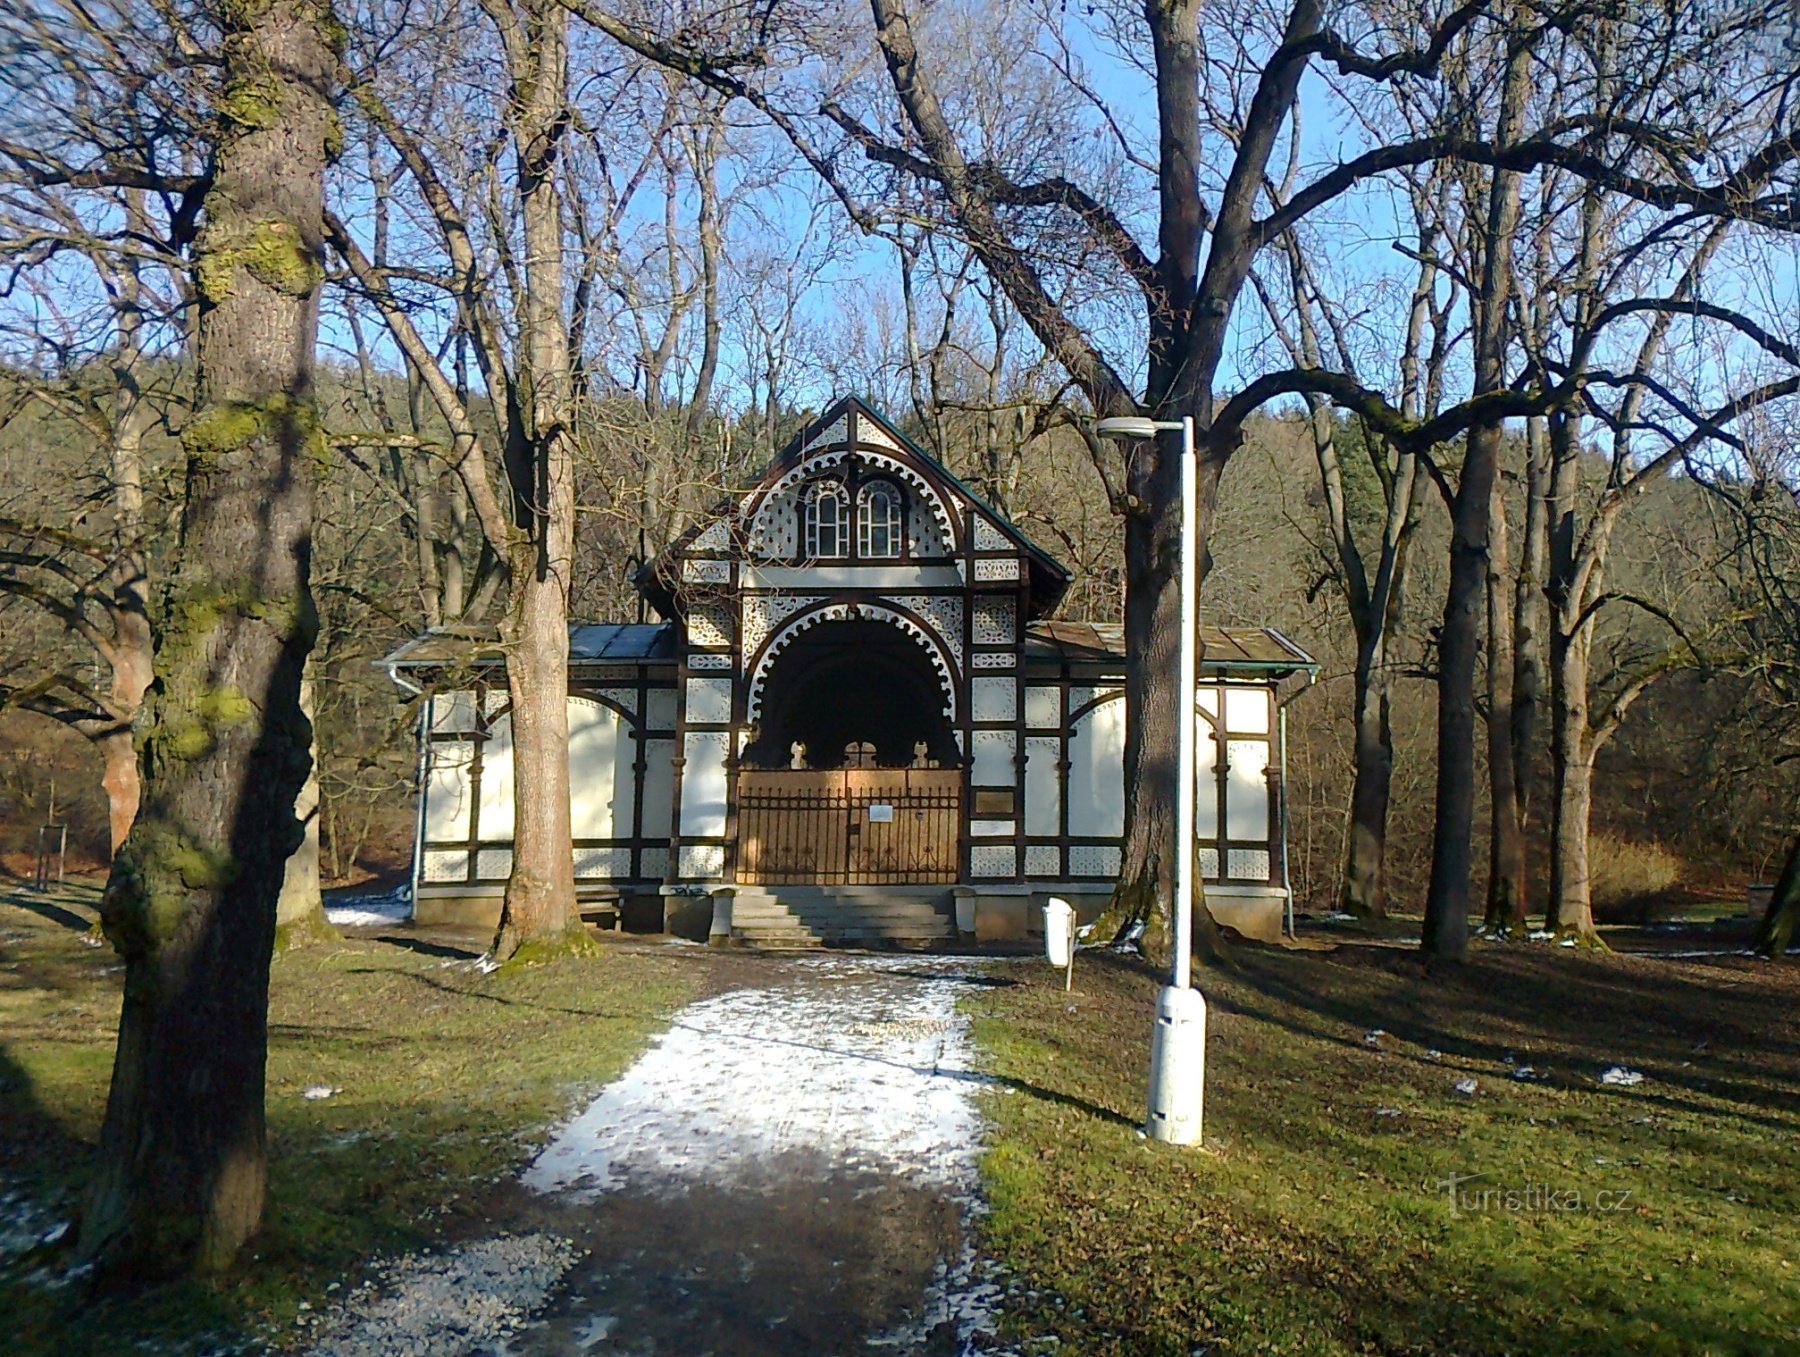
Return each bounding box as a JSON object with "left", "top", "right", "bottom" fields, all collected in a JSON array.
[{"left": 309, "top": 953, "right": 1012, "bottom": 1357}]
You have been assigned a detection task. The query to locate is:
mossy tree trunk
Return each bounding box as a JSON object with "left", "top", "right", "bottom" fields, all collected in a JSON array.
[
  {"left": 78, "top": 0, "right": 333, "bottom": 1279},
  {"left": 488, "top": 0, "right": 586, "bottom": 962}
]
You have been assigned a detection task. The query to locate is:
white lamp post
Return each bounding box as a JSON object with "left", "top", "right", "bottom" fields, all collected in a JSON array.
[{"left": 1095, "top": 412, "right": 1205, "bottom": 1146}]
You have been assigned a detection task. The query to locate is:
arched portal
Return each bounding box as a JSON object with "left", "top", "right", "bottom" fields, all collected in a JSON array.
[{"left": 743, "top": 619, "right": 958, "bottom": 771}]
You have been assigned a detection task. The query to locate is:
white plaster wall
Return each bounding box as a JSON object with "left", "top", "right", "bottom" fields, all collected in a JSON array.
[
  {"left": 423, "top": 740, "right": 473, "bottom": 841},
  {"left": 1067, "top": 696, "right": 1126, "bottom": 838},
  {"left": 1024, "top": 735, "right": 1060, "bottom": 836},
  {"left": 679, "top": 731, "right": 730, "bottom": 837},
  {"left": 476, "top": 712, "right": 515, "bottom": 840},
  {"left": 567, "top": 698, "right": 636, "bottom": 839},
  {"left": 1226, "top": 737, "right": 1270, "bottom": 840},
  {"left": 641, "top": 739, "right": 676, "bottom": 838}
]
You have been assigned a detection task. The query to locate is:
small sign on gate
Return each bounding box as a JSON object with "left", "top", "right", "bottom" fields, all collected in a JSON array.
[{"left": 866, "top": 803, "right": 895, "bottom": 822}]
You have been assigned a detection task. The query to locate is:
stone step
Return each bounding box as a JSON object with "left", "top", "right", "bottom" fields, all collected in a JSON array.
[
  {"left": 731, "top": 906, "right": 952, "bottom": 923},
  {"left": 732, "top": 918, "right": 954, "bottom": 939}
]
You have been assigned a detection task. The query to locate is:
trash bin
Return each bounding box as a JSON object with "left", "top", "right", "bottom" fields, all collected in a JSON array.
[{"left": 1043, "top": 896, "right": 1074, "bottom": 969}]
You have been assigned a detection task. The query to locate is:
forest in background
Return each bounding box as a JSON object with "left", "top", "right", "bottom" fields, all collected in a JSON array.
[{"left": 1, "top": 360, "right": 1790, "bottom": 916}]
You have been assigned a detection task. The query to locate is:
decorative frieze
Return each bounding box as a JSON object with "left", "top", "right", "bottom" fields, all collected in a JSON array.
[
  {"left": 970, "top": 845, "right": 1016, "bottom": 878},
  {"left": 973, "top": 556, "right": 1020, "bottom": 582},
  {"left": 573, "top": 846, "right": 630, "bottom": 878},
  {"left": 972, "top": 676, "right": 1018, "bottom": 722},
  {"left": 687, "top": 604, "right": 733, "bottom": 648},
  {"left": 1229, "top": 848, "right": 1272, "bottom": 881},
  {"left": 682, "top": 558, "right": 731, "bottom": 584},
  {"left": 421, "top": 849, "right": 470, "bottom": 883},
  {"left": 741, "top": 592, "right": 822, "bottom": 657},
  {"left": 691, "top": 519, "right": 731, "bottom": 552},
  {"left": 1068, "top": 845, "right": 1122, "bottom": 878},
  {"left": 684, "top": 676, "right": 733, "bottom": 725},
  {"left": 890, "top": 595, "right": 964, "bottom": 669},
  {"left": 972, "top": 596, "right": 1016, "bottom": 646},
  {"left": 678, "top": 843, "right": 725, "bottom": 879}
]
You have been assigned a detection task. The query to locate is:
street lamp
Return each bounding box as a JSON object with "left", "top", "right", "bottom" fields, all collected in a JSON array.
[{"left": 1095, "top": 412, "right": 1205, "bottom": 1146}]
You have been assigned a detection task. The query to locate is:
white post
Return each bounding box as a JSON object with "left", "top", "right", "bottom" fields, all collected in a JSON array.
[
  {"left": 1146, "top": 414, "right": 1206, "bottom": 1145},
  {"left": 1174, "top": 414, "right": 1196, "bottom": 992}
]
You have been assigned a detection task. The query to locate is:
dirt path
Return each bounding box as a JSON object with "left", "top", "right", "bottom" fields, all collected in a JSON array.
[{"left": 310, "top": 953, "right": 1015, "bottom": 1357}]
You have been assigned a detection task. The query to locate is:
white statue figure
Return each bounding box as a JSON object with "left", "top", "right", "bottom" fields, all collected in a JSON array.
[{"left": 789, "top": 741, "right": 808, "bottom": 770}]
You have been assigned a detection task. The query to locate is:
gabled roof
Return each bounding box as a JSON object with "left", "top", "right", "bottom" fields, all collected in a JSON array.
[
  {"left": 1026, "top": 621, "right": 1317, "bottom": 676},
  {"left": 383, "top": 623, "right": 676, "bottom": 671},
  {"left": 637, "top": 396, "right": 1071, "bottom": 618}
]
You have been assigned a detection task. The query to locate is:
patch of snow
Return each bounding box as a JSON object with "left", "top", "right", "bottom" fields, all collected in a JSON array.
[
  {"left": 324, "top": 883, "right": 412, "bottom": 928},
  {"left": 1638, "top": 948, "right": 1756, "bottom": 959},
  {"left": 1528, "top": 929, "right": 1555, "bottom": 941},
  {"left": 302, "top": 1085, "right": 341, "bottom": 1101},
  {"left": 1598, "top": 1066, "right": 1645, "bottom": 1087},
  {"left": 0, "top": 1180, "right": 68, "bottom": 1262},
  {"left": 1374, "top": 1106, "right": 1402, "bottom": 1118},
  {"left": 1453, "top": 1077, "right": 1479, "bottom": 1097},
  {"left": 525, "top": 954, "right": 990, "bottom": 1202},
  {"left": 573, "top": 1313, "right": 617, "bottom": 1349},
  {"left": 306, "top": 1233, "right": 578, "bottom": 1357},
  {"left": 1362, "top": 1028, "right": 1388, "bottom": 1048},
  {"left": 1511, "top": 1066, "right": 1543, "bottom": 1082},
  {"left": 522, "top": 953, "right": 1004, "bottom": 1353}
]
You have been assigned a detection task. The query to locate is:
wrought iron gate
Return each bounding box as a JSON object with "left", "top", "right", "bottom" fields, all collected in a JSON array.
[{"left": 737, "top": 769, "right": 961, "bottom": 884}]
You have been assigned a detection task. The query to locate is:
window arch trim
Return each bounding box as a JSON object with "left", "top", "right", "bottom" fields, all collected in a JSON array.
[
  {"left": 801, "top": 478, "right": 849, "bottom": 559},
  {"left": 857, "top": 478, "right": 905, "bottom": 559}
]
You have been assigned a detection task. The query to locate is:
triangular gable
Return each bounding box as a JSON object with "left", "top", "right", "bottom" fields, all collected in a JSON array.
[{"left": 637, "top": 396, "right": 1070, "bottom": 617}]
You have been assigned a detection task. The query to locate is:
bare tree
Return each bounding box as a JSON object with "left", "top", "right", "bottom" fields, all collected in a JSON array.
[{"left": 4, "top": 0, "right": 340, "bottom": 1276}]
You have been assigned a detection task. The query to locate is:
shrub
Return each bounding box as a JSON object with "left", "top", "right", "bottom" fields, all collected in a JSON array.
[{"left": 1588, "top": 833, "right": 1683, "bottom": 922}]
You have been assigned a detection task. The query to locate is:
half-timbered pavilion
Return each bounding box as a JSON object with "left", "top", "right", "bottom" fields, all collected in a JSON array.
[{"left": 384, "top": 398, "right": 1315, "bottom": 945}]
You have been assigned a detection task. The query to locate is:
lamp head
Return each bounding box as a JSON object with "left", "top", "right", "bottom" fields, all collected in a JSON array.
[{"left": 1096, "top": 415, "right": 1185, "bottom": 439}]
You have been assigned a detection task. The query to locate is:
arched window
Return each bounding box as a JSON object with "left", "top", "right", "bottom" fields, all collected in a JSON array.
[
  {"left": 858, "top": 480, "right": 904, "bottom": 559},
  {"left": 801, "top": 479, "right": 848, "bottom": 559}
]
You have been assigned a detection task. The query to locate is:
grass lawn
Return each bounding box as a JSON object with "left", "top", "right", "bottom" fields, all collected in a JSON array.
[
  {"left": 971, "top": 937, "right": 1800, "bottom": 1356},
  {"left": 0, "top": 882, "right": 701, "bottom": 1356}
]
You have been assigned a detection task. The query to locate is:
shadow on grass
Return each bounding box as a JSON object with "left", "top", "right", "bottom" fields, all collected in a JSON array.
[
  {"left": 3, "top": 894, "right": 94, "bottom": 934},
  {"left": 1173, "top": 939, "right": 1800, "bottom": 1149},
  {"left": 370, "top": 933, "right": 484, "bottom": 962}
]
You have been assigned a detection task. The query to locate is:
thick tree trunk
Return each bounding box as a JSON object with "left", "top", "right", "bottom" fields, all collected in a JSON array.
[
  {"left": 79, "top": 0, "right": 331, "bottom": 1277},
  {"left": 1511, "top": 416, "right": 1551, "bottom": 830},
  {"left": 275, "top": 669, "right": 337, "bottom": 949},
  {"left": 490, "top": 0, "right": 587, "bottom": 961},
  {"left": 1547, "top": 625, "right": 1601, "bottom": 942},
  {"left": 1105, "top": 434, "right": 1229, "bottom": 966},
  {"left": 1754, "top": 835, "right": 1800, "bottom": 960},
  {"left": 1423, "top": 435, "right": 1492, "bottom": 961},
  {"left": 1423, "top": 25, "right": 1528, "bottom": 961},
  {"left": 1485, "top": 466, "right": 1527, "bottom": 932},
  {"left": 1340, "top": 639, "right": 1394, "bottom": 919},
  {"left": 1109, "top": 428, "right": 1185, "bottom": 965}
]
